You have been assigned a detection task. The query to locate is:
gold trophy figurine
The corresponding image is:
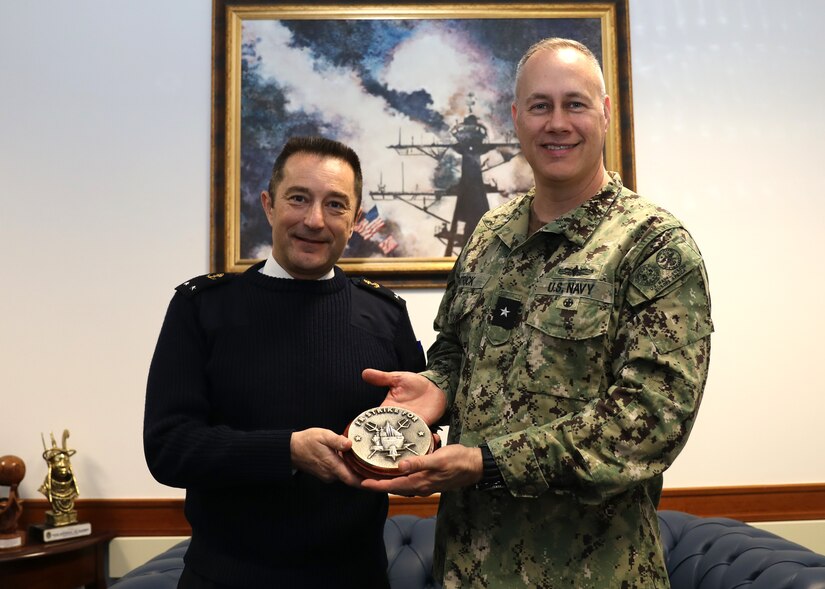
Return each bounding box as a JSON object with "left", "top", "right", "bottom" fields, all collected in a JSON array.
[{"left": 39, "top": 430, "right": 80, "bottom": 527}]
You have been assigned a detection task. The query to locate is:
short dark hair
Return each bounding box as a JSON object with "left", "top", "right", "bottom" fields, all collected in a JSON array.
[{"left": 267, "top": 136, "right": 363, "bottom": 212}]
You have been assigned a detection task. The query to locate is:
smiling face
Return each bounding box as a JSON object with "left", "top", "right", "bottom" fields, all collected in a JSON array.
[
  {"left": 261, "top": 152, "right": 357, "bottom": 279},
  {"left": 512, "top": 46, "right": 611, "bottom": 198}
]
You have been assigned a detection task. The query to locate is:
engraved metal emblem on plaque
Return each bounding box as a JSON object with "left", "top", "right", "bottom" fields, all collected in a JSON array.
[{"left": 343, "top": 406, "right": 435, "bottom": 479}]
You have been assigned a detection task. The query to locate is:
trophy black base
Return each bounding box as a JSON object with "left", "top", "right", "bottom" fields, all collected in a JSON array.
[{"left": 29, "top": 521, "right": 92, "bottom": 543}]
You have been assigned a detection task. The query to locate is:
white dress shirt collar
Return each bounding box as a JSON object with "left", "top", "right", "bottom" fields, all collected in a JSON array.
[{"left": 259, "top": 253, "right": 335, "bottom": 280}]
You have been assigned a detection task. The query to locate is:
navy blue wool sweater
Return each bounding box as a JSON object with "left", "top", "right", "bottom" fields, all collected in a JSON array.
[{"left": 144, "top": 263, "right": 424, "bottom": 588}]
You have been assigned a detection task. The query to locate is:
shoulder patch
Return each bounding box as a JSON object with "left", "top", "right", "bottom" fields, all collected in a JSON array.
[
  {"left": 630, "top": 239, "right": 701, "bottom": 300},
  {"left": 350, "top": 276, "right": 405, "bottom": 306},
  {"left": 175, "top": 272, "right": 235, "bottom": 298}
]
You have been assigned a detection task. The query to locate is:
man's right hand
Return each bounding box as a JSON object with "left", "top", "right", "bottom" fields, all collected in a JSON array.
[
  {"left": 362, "top": 369, "right": 448, "bottom": 426},
  {"left": 290, "top": 428, "right": 361, "bottom": 487}
]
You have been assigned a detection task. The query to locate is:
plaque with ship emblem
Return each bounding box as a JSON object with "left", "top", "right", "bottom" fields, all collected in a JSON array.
[{"left": 343, "top": 406, "right": 436, "bottom": 479}]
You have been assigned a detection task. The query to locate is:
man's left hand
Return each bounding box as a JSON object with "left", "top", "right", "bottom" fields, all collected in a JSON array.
[
  {"left": 359, "top": 444, "right": 483, "bottom": 496},
  {"left": 362, "top": 368, "right": 448, "bottom": 426},
  {"left": 290, "top": 428, "right": 362, "bottom": 487}
]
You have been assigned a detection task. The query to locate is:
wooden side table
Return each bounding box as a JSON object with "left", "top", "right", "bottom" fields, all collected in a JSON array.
[{"left": 0, "top": 531, "right": 114, "bottom": 589}]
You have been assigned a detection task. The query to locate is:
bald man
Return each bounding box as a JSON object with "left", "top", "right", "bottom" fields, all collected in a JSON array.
[{"left": 361, "top": 38, "right": 713, "bottom": 588}]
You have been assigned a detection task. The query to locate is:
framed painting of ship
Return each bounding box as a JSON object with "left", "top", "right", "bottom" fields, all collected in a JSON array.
[{"left": 211, "top": 1, "right": 634, "bottom": 286}]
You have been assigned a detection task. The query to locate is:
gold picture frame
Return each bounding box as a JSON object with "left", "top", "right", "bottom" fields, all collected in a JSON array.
[{"left": 211, "top": 1, "right": 634, "bottom": 286}]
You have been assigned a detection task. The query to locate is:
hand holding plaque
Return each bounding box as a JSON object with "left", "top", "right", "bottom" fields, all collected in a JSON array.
[
  {"left": 343, "top": 406, "right": 439, "bottom": 479},
  {"left": 360, "top": 369, "right": 448, "bottom": 427}
]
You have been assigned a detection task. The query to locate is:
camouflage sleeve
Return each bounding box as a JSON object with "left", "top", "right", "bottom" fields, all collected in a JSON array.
[
  {"left": 489, "top": 228, "right": 714, "bottom": 502},
  {"left": 419, "top": 265, "right": 463, "bottom": 408}
]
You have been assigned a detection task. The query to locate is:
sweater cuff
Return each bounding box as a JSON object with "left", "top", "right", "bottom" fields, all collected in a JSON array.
[{"left": 268, "top": 430, "right": 296, "bottom": 481}]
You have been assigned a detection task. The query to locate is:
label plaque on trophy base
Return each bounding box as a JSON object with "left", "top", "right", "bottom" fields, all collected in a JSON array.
[
  {"left": 0, "top": 531, "right": 26, "bottom": 550},
  {"left": 29, "top": 521, "right": 92, "bottom": 543},
  {"left": 343, "top": 406, "right": 437, "bottom": 479}
]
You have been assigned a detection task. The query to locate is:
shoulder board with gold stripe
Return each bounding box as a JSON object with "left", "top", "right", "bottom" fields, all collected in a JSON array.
[
  {"left": 350, "top": 276, "right": 405, "bottom": 306},
  {"left": 175, "top": 272, "right": 235, "bottom": 298}
]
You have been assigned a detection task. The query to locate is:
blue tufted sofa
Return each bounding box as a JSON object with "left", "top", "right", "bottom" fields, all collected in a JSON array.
[{"left": 112, "top": 510, "right": 825, "bottom": 588}]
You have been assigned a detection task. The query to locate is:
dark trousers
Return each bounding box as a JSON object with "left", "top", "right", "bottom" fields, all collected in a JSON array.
[
  {"left": 178, "top": 567, "right": 231, "bottom": 589},
  {"left": 178, "top": 565, "right": 390, "bottom": 589}
]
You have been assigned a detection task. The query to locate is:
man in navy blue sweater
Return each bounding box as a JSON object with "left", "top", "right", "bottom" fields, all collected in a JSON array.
[{"left": 144, "top": 137, "right": 425, "bottom": 588}]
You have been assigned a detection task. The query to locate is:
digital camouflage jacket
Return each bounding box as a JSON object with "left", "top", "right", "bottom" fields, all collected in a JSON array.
[{"left": 421, "top": 175, "right": 713, "bottom": 588}]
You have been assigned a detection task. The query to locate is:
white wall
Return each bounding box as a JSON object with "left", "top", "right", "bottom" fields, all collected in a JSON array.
[{"left": 2, "top": 0, "right": 823, "bottom": 500}]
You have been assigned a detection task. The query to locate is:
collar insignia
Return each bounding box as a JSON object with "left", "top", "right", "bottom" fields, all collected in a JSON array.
[{"left": 490, "top": 296, "right": 522, "bottom": 330}]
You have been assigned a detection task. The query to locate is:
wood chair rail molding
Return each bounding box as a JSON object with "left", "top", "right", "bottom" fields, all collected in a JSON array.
[{"left": 16, "top": 483, "right": 825, "bottom": 537}]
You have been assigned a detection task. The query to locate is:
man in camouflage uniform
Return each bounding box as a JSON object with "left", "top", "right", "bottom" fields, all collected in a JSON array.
[{"left": 363, "top": 38, "right": 713, "bottom": 588}]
